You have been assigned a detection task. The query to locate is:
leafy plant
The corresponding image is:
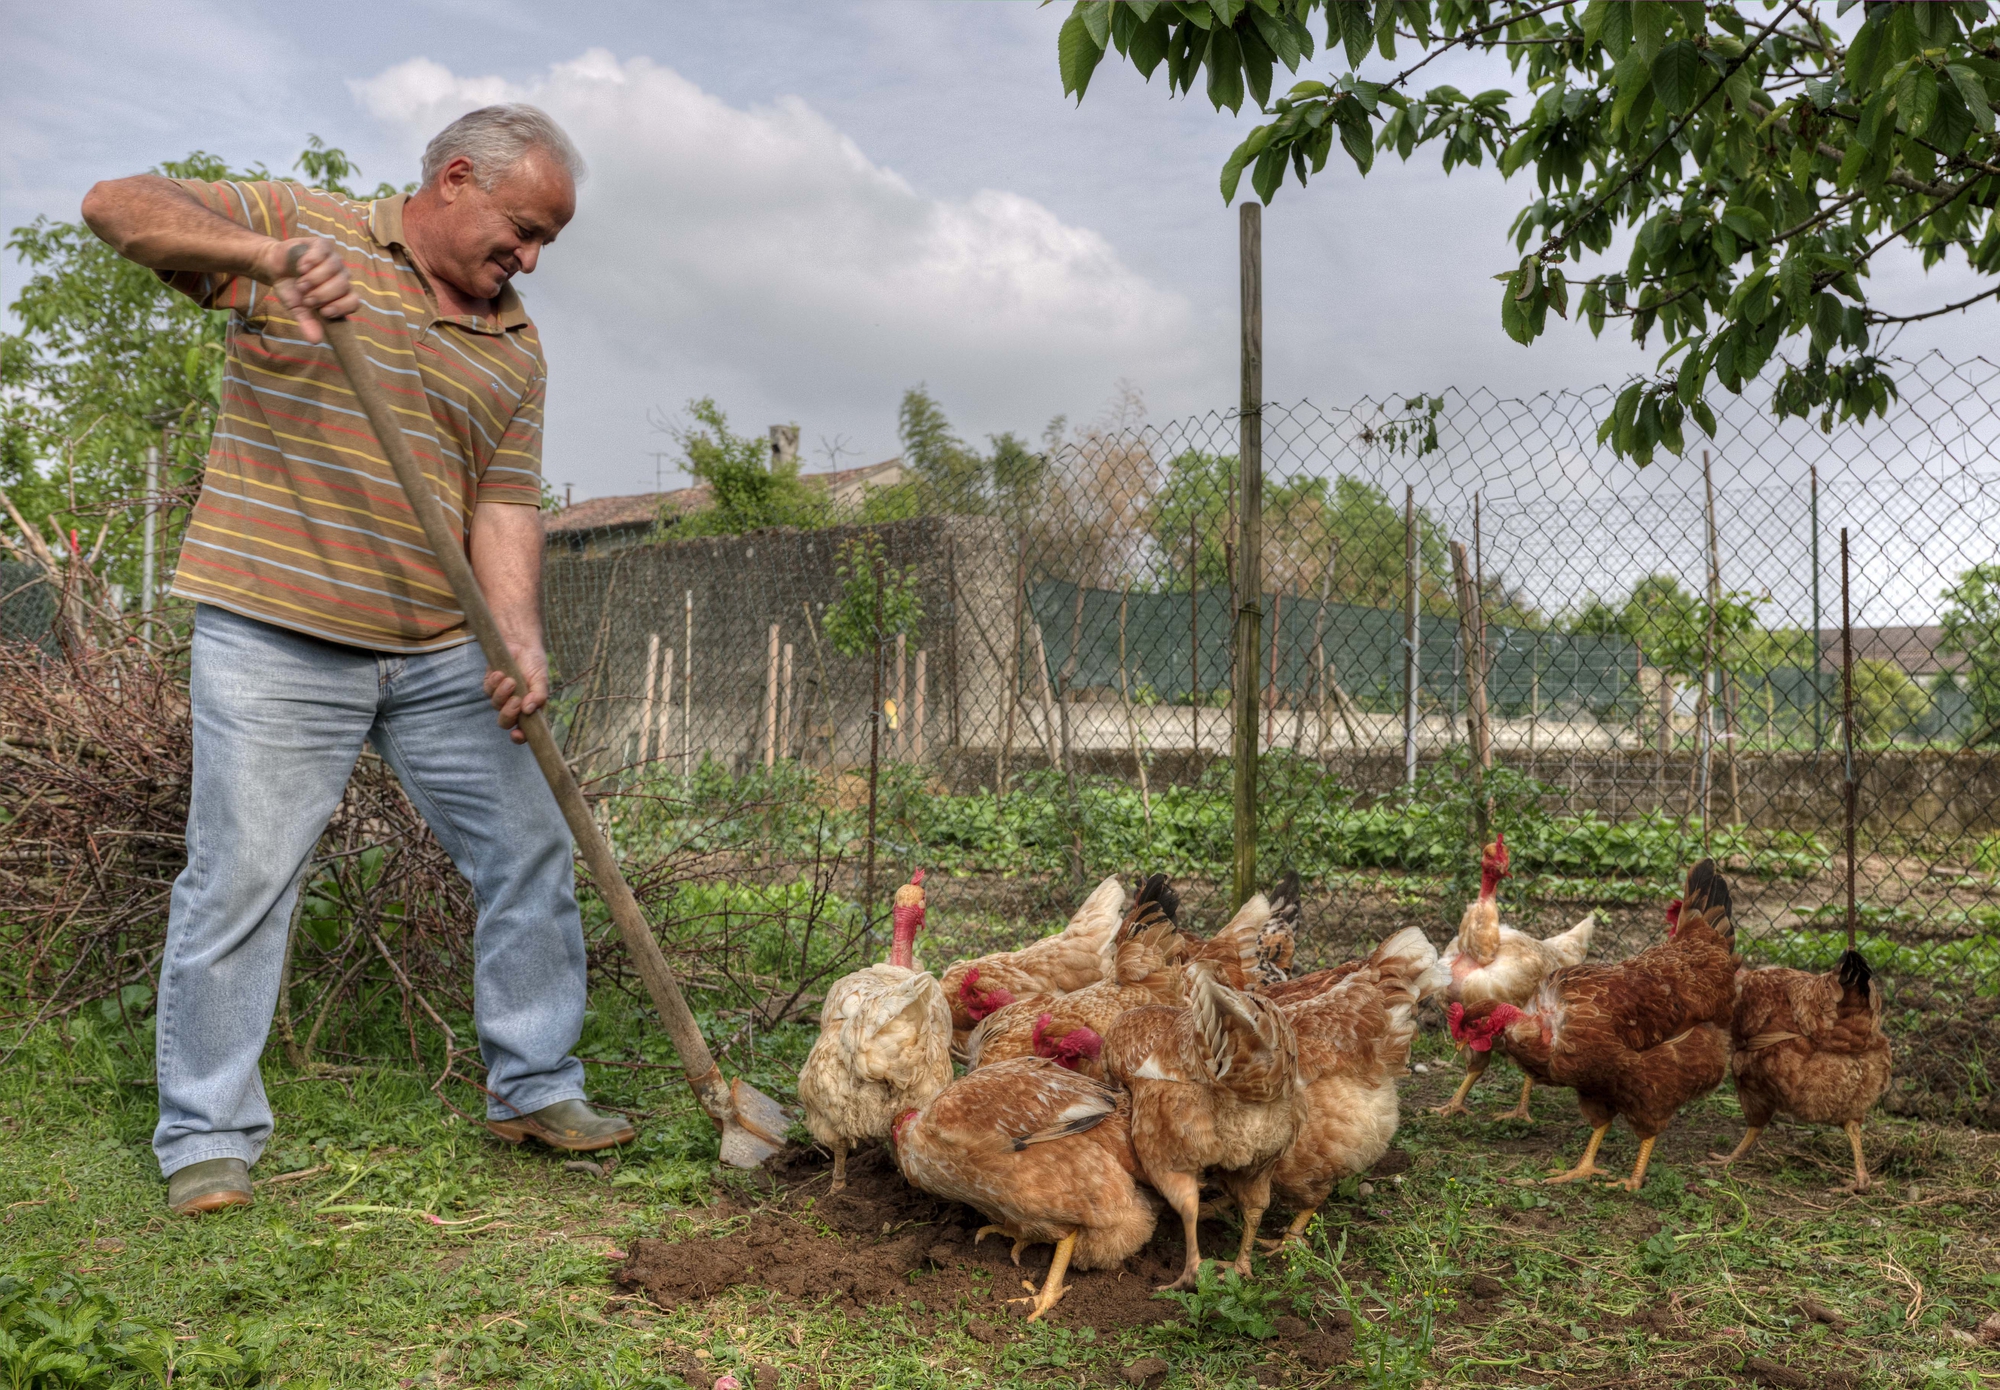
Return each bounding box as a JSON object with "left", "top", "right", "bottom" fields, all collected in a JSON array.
[
  {"left": 1155, "top": 1262, "right": 1282, "bottom": 1339},
  {"left": 660, "top": 397, "right": 826, "bottom": 538},
  {"left": 1056, "top": 1, "right": 2000, "bottom": 462},
  {"left": 824, "top": 536, "right": 923, "bottom": 660},
  {"left": 1940, "top": 562, "right": 2000, "bottom": 742}
]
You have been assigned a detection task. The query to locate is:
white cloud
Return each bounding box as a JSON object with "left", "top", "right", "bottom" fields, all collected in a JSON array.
[{"left": 348, "top": 51, "right": 1206, "bottom": 495}]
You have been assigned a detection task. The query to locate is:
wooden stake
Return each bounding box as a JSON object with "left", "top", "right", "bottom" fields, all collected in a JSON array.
[
  {"left": 912, "top": 648, "right": 926, "bottom": 763},
  {"left": 1842, "top": 528, "right": 1857, "bottom": 951},
  {"left": 894, "top": 631, "right": 908, "bottom": 761},
  {"left": 1403, "top": 485, "right": 1419, "bottom": 788},
  {"left": 779, "top": 642, "right": 794, "bottom": 761},
  {"left": 659, "top": 646, "right": 674, "bottom": 768},
  {"left": 1266, "top": 589, "right": 1280, "bottom": 750},
  {"left": 640, "top": 632, "right": 661, "bottom": 765},
  {"left": 764, "top": 622, "right": 781, "bottom": 770},
  {"left": 1232, "top": 200, "right": 1263, "bottom": 909},
  {"left": 1119, "top": 589, "right": 1151, "bottom": 830},
  {"left": 683, "top": 591, "right": 693, "bottom": 778},
  {"left": 1190, "top": 508, "right": 1201, "bottom": 755}
]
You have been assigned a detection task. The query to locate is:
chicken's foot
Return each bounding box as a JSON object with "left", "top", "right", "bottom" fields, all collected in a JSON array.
[
  {"left": 1834, "top": 1119, "right": 1872, "bottom": 1193},
  {"left": 1255, "top": 1207, "right": 1316, "bottom": 1253},
  {"left": 1490, "top": 1076, "right": 1534, "bottom": 1123},
  {"left": 1152, "top": 1169, "right": 1206, "bottom": 1293},
  {"left": 1705, "top": 1124, "right": 1763, "bottom": 1170},
  {"left": 1603, "top": 1135, "right": 1656, "bottom": 1192},
  {"left": 1006, "top": 1231, "right": 1076, "bottom": 1323},
  {"left": 1431, "top": 1058, "right": 1484, "bottom": 1119},
  {"left": 1543, "top": 1124, "right": 1611, "bottom": 1184},
  {"left": 974, "top": 1223, "right": 1035, "bottom": 1266},
  {"left": 829, "top": 1138, "right": 848, "bottom": 1194}
]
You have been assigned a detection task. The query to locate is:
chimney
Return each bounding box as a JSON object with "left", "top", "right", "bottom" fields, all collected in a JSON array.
[{"left": 769, "top": 425, "right": 800, "bottom": 469}]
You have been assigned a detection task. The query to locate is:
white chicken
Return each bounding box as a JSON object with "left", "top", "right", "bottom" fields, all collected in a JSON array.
[
  {"left": 1434, "top": 836, "right": 1594, "bottom": 1120},
  {"left": 797, "top": 870, "right": 953, "bottom": 1191}
]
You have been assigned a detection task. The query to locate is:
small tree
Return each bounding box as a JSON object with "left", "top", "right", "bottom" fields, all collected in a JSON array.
[
  {"left": 1940, "top": 561, "right": 2000, "bottom": 742},
  {"left": 664, "top": 398, "right": 825, "bottom": 537},
  {"left": 1850, "top": 658, "right": 1928, "bottom": 743},
  {"left": 826, "top": 535, "right": 923, "bottom": 660}
]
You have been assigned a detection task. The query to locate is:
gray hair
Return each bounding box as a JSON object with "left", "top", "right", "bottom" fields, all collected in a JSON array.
[{"left": 420, "top": 104, "right": 586, "bottom": 191}]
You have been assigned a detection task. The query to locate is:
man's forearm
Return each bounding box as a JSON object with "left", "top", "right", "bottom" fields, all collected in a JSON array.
[
  {"left": 469, "top": 502, "right": 546, "bottom": 654},
  {"left": 81, "top": 174, "right": 275, "bottom": 278}
]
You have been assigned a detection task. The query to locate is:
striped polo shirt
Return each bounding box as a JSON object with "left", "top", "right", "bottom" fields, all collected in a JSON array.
[{"left": 160, "top": 179, "right": 546, "bottom": 652}]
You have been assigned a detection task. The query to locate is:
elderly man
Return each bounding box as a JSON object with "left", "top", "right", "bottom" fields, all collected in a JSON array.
[{"left": 83, "top": 105, "right": 634, "bottom": 1215}]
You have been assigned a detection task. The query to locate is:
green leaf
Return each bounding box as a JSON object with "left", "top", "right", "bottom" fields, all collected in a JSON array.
[
  {"left": 1334, "top": 0, "right": 1374, "bottom": 69},
  {"left": 1078, "top": 0, "right": 1112, "bottom": 49},
  {"left": 1059, "top": 10, "right": 1107, "bottom": 100},
  {"left": 1947, "top": 64, "right": 1994, "bottom": 133},
  {"left": 1719, "top": 204, "right": 1769, "bottom": 242},
  {"left": 1238, "top": 19, "right": 1277, "bottom": 109},
  {"left": 1220, "top": 124, "right": 1273, "bottom": 202},
  {"left": 1206, "top": 24, "right": 1245, "bottom": 113},
  {"left": 1127, "top": 11, "right": 1173, "bottom": 77},
  {"left": 1692, "top": 399, "right": 1718, "bottom": 438},
  {"left": 1246, "top": 3, "right": 1301, "bottom": 71},
  {"left": 1899, "top": 63, "right": 1939, "bottom": 136},
  {"left": 1597, "top": 0, "right": 1633, "bottom": 60},
  {"left": 1630, "top": 1, "right": 1667, "bottom": 66},
  {"left": 1846, "top": 10, "right": 1890, "bottom": 94},
  {"left": 1251, "top": 140, "right": 1289, "bottom": 201},
  {"left": 1651, "top": 39, "right": 1704, "bottom": 113}
]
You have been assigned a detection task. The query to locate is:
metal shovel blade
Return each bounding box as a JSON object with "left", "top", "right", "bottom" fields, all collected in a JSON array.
[{"left": 716, "top": 1077, "right": 793, "bottom": 1169}]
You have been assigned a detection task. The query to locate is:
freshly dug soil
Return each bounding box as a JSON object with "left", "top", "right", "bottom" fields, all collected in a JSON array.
[{"left": 614, "top": 1142, "right": 1378, "bottom": 1342}]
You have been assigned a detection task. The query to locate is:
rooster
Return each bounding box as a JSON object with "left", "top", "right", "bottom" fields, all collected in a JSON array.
[
  {"left": 939, "top": 875, "right": 1129, "bottom": 1055},
  {"left": 797, "top": 871, "right": 952, "bottom": 1191},
  {"left": 964, "top": 876, "right": 1182, "bottom": 1078},
  {"left": 1263, "top": 925, "right": 1444, "bottom": 1249},
  {"left": 1434, "top": 836, "right": 1594, "bottom": 1120},
  {"left": 1502, "top": 860, "right": 1738, "bottom": 1192},
  {"left": 1175, "top": 871, "right": 1300, "bottom": 990},
  {"left": 1713, "top": 947, "right": 1892, "bottom": 1191},
  {"left": 1105, "top": 962, "right": 1300, "bottom": 1290},
  {"left": 891, "top": 1056, "right": 1158, "bottom": 1322}
]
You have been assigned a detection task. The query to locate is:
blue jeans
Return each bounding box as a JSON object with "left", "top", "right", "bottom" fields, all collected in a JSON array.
[{"left": 153, "top": 604, "right": 588, "bottom": 1177}]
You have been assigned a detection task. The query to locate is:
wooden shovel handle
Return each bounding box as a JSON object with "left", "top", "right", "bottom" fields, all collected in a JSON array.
[{"left": 320, "top": 316, "right": 729, "bottom": 1121}]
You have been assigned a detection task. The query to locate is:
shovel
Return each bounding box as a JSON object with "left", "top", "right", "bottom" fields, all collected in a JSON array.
[{"left": 320, "top": 312, "right": 790, "bottom": 1168}]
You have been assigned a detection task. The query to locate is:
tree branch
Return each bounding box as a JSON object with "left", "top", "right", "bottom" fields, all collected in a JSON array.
[{"left": 1864, "top": 282, "right": 2000, "bottom": 324}]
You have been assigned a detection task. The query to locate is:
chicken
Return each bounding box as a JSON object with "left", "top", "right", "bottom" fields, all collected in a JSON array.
[
  {"left": 1105, "top": 961, "right": 1300, "bottom": 1290},
  {"left": 1445, "top": 998, "right": 1564, "bottom": 1119},
  {"left": 940, "top": 875, "right": 1128, "bottom": 1054},
  {"left": 1434, "top": 836, "right": 1594, "bottom": 1121},
  {"left": 1263, "top": 925, "right": 1443, "bottom": 1248},
  {"left": 796, "top": 871, "right": 952, "bottom": 1191},
  {"left": 890, "top": 1056, "right": 1158, "bottom": 1321},
  {"left": 1712, "top": 948, "right": 1892, "bottom": 1191},
  {"left": 1177, "top": 872, "right": 1300, "bottom": 990},
  {"left": 1500, "top": 859, "right": 1738, "bottom": 1192},
  {"left": 965, "top": 875, "right": 1182, "bottom": 1078}
]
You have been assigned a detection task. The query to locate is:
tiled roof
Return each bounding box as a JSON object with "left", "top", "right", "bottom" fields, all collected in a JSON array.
[
  {"left": 1814, "top": 625, "right": 1961, "bottom": 676},
  {"left": 545, "top": 459, "right": 901, "bottom": 535}
]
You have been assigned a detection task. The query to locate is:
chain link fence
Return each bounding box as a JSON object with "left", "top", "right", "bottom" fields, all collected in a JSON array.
[{"left": 545, "top": 353, "right": 2000, "bottom": 1125}]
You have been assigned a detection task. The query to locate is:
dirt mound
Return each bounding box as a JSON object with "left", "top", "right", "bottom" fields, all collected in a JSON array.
[{"left": 614, "top": 1143, "right": 1386, "bottom": 1339}]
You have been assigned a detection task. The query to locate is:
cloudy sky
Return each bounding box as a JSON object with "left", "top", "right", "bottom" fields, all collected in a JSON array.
[{"left": 6, "top": 0, "right": 1994, "bottom": 515}]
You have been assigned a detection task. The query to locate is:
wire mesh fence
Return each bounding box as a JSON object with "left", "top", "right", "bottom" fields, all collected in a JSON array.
[{"left": 543, "top": 352, "right": 2000, "bottom": 1125}]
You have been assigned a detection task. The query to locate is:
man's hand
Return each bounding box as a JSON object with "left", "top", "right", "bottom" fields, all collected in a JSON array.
[
  {"left": 261, "top": 237, "right": 358, "bottom": 346},
  {"left": 483, "top": 643, "right": 550, "bottom": 744}
]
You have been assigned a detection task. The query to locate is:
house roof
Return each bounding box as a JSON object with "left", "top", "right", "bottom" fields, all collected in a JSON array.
[
  {"left": 1815, "top": 624, "right": 1963, "bottom": 676},
  {"left": 545, "top": 458, "right": 902, "bottom": 535}
]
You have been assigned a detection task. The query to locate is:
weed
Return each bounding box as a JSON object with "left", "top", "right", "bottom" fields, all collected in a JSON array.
[{"left": 1156, "top": 1263, "right": 1282, "bottom": 1340}]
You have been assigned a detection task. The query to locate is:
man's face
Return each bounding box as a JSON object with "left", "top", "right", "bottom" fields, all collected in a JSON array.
[{"left": 426, "top": 149, "right": 576, "bottom": 300}]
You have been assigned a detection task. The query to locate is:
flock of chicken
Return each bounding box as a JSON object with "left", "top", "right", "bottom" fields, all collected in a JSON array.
[{"left": 795, "top": 841, "right": 1892, "bottom": 1322}]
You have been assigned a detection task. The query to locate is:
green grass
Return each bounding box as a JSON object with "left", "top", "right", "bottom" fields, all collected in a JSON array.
[{"left": 5, "top": 971, "right": 1999, "bottom": 1389}]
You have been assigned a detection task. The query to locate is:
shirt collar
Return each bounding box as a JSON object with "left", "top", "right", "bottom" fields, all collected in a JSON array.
[{"left": 368, "top": 194, "right": 529, "bottom": 333}]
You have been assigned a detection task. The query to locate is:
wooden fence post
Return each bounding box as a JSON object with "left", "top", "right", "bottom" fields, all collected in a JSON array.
[
  {"left": 764, "top": 623, "right": 780, "bottom": 770},
  {"left": 640, "top": 632, "right": 661, "bottom": 765},
  {"left": 913, "top": 648, "right": 927, "bottom": 763}
]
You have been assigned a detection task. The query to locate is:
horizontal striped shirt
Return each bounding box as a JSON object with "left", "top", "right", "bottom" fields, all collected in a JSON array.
[{"left": 161, "top": 180, "right": 546, "bottom": 652}]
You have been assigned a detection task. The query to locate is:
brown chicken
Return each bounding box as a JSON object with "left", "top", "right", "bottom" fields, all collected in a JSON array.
[
  {"left": 1105, "top": 962, "right": 1300, "bottom": 1289},
  {"left": 964, "top": 877, "right": 1181, "bottom": 1077},
  {"left": 940, "top": 875, "right": 1129, "bottom": 1054},
  {"left": 891, "top": 1056, "right": 1158, "bottom": 1321},
  {"left": 1264, "top": 925, "right": 1443, "bottom": 1248},
  {"left": 1713, "top": 948, "right": 1892, "bottom": 1191},
  {"left": 1178, "top": 871, "right": 1300, "bottom": 989},
  {"left": 1435, "top": 836, "right": 1595, "bottom": 1120},
  {"left": 1496, "top": 860, "right": 1739, "bottom": 1192}
]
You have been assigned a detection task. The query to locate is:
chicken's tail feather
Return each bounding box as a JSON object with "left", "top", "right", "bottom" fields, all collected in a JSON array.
[
  {"left": 1130, "top": 871, "right": 1180, "bottom": 924},
  {"left": 1683, "top": 859, "right": 1734, "bottom": 940}
]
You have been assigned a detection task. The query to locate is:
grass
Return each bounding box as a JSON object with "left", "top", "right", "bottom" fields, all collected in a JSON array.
[{"left": 6, "top": 903, "right": 2000, "bottom": 1390}]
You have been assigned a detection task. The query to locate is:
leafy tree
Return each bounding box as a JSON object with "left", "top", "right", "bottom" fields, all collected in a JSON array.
[
  {"left": 1615, "top": 571, "right": 1765, "bottom": 679},
  {"left": 1939, "top": 560, "right": 2000, "bottom": 739},
  {"left": 1, "top": 140, "right": 404, "bottom": 603},
  {"left": 664, "top": 398, "right": 827, "bottom": 536},
  {"left": 1850, "top": 656, "right": 1928, "bottom": 740},
  {"left": 898, "top": 385, "right": 993, "bottom": 514},
  {"left": 825, "top": 535, "right": 924, "bottom": 659},
  {"left": 1057, "top": 1, "right": 2000, "bottom": 463}
]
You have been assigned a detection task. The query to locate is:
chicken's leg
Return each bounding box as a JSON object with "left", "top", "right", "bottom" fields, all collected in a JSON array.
[
  {"left": 974, "top": 1222, "right": 1036, "bottom": 1265},
  {"left": 1706, "top": 1124, "right": 1763, "bottom": 1169},
  {"left": 829, "top": 1138, "right": 848, "bottom": 1193},
  {"left": 1151, "top": 1169, "right": 1205, "bottom": 1292},
  {"left": 1221, "top": 1169, "right": 1274, "bottom": 1278},
  {"left": 1837, "top": 1119, "right": 1872, "bottom": 1193},
  {"left": 1543, "top": 1123, "right": 1611, "bottom": 1183},
  {"left": 1491, "top": 1075, "right": 1534, "bottom": 1122},
  {"left": 1256, "top": 1207, "right": 1317, "bottom": 1253},
  {"left": 1605, "top": 1134, "right": 1657, "bottom": 1192},
  {"left": 1433, "top": 1049, "right": 1490, "bottom": 1118},
  {"left": 1007, "top": 1230, "right": 1076, "bottom": 1323}
]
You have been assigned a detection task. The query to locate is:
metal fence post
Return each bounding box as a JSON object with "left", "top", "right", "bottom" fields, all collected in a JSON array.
[{"left": 1232, "top": 201, "right": 1263, "bottom": 910}]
